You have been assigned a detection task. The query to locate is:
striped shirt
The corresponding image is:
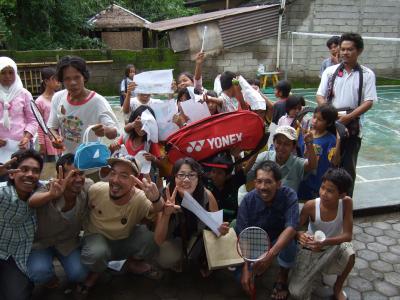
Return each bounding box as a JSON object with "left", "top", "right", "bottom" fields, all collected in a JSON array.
[{"left": 0, "top": 182, "right": 36, "bottom": 274}]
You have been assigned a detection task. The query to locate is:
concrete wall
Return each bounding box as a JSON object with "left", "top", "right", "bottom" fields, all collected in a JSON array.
[{"left": 177, "top": 0, "right": 400, "bottom": 84}]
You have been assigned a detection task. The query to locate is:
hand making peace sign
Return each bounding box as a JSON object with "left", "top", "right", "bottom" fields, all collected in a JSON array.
[
  {"left": 164, "top": 186, "right": 181, "bottom": 216},
  {"left": 132, "top": 175, "right": 160, "bottom": 203},
  {"left": 48, "top": 166, "right": 78, "bottom": 199},
  {"left": 0, "top": 157, "right": 20, "bottom": 177}
]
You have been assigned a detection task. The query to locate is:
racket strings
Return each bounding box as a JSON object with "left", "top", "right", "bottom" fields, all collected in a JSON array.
[{"left": 239, "top": 227, "right": 269, "bottom": 261}]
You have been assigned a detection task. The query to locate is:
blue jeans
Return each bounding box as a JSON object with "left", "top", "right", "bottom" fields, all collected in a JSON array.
[{"left": 27, "top": 247, "right": 88, "bottom": 284}]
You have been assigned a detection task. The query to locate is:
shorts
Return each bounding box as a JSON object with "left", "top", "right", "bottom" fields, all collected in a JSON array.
[{"left": 322, "top": 242, "right": 354, "bottom": 275}]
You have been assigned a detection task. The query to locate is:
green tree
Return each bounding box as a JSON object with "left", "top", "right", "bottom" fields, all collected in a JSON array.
[
  {"left": 0, "top": 0, "right": 198, "bottom": 50},
  {"left": 123, "top": 0, "right": 199, "bottom": 22}
]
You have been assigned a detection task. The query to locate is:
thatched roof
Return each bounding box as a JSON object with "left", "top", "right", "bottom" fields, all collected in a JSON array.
[{"left": 88, "top": 4, "right": 151, "bottom": 29}]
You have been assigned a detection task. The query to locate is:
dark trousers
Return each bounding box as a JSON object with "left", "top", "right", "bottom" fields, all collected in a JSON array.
[
  {"left": 340, "top": 136, "right": 362, "bottom": 196},
  {"left": 0, "top": 257, "right": 33, "bottom": 300}
]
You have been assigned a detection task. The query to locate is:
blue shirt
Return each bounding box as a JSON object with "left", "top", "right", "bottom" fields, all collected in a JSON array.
[
  {"left": 298, "top": 132, "right": 336, "bottom": 200},
  {"left": 236, "top": 187, "right": 299, "bottom": 241}
]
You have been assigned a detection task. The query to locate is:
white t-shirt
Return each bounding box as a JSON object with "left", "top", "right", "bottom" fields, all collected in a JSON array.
[
  {"left": 47, "top": 89, "right": 119, "bottom": 154},
  {"left": 317, "top": 64, "right": 377, "bottom": 109},
  {"left": 123, "top": 97, "right": 160, "bottom": 120}
]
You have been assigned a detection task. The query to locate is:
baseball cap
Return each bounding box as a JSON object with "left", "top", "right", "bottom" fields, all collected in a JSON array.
[
  {"left": 106, "top": 148, "right": 139, "bottom": 176},
  {"left": 274, "top": 125, "right": 297, "bottom": 141}
]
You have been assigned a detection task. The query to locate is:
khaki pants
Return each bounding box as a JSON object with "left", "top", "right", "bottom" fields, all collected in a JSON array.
[{"left": 289, "top": 242, "right": 354, "bottom": 300}]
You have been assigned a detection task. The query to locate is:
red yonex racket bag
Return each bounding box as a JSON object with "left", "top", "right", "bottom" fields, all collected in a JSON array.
[{"left": 165, "top": 111, "right": 267, "bottom": 164}]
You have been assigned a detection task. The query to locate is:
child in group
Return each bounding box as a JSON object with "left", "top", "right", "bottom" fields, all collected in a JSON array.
[
  {"left": 177, "top": 51, "right": 205, "bottom": 91},
  {"left": 204, "top": 90, "right": 219, "bottom": 115},
  {"left": 268, "top": 80, "right": 292, "bottom": 124},
  {"left": 111, "top": 106, "right": 162, "bottom": 178},
  {"left": 277, "top": 95, "right": 305, "bottom": 127},
  {"left": 35, "top": 68, "right": 62, "bottom": 161},
  {"left": 289, "top": 168, "right": 355, "bottom": 300},
  {"left": 120, "top": 64, "right": 136, "bottom": 106},
  {"left": 219, "top": 71, "right": 248, "bottom": 112},
  {"left": 298, "top": 104, "right": 341, "bottom": 200}
]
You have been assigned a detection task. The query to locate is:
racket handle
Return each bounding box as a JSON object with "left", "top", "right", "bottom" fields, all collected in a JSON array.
[{"left": 250, "top": 270, "right": 256, "bottom": 300}]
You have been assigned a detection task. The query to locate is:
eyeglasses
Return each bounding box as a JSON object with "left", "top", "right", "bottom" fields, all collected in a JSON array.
[{"left": 176, "top": 173, "right": 198, "bottom": 180}]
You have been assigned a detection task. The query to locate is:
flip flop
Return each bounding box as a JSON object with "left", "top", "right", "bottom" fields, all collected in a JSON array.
[{"left": 271, "top": 282, "right": 289, "bottom": 300}]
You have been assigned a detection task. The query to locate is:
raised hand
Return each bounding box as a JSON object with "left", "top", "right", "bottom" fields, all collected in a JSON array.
[
  {"left": 133, "top": 176, "right": 160, "bottom": 203},
  {"left": 127, "top": 81, "right": 137, "bottom": 94},
  {"left": 195, "top": 51, "right": 206, "bottom": 65},
  {"left": 164, "top": 186, "right": 180, "bottom": 216},
  {"left": 0, "top": 157, "right": 20, "bottom": 177},
  {"left": 48, "top": 166, "right": 77, "bottom": 199}
]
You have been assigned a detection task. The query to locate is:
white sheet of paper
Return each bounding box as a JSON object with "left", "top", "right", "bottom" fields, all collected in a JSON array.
[
  {"left": 238, "top": 76, "right": 266, "bottom": 110},
  {"left": 135, "top": 150, "right": 152, "bottom": 174},
  {"left": 181, "top": 191, "right": 223, "bottom": 237},
  {"left": 180, "top": 99, "right": 211, "bottom": 123},
  {"left": 149, "top": 99, "right": 180, "bottom": 141},
  {"left": 134, "top": 70, "right": 173, "bottom": 94},
  {"left": 141, "top": 109, "right": 159, "bottom": 143},
  {"left": 107, "top": 260, "right": 126, "bottom": 272},
  {"left": 0, "top": 139, "right": 19, "bottom": 163}
]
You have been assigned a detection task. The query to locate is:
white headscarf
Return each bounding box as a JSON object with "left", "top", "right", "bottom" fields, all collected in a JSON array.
[{"left": 0, "top": 57, "right": 24, "bottom": 129}]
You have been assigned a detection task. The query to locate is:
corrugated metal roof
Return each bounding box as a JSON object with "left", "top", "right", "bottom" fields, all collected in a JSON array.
[
  {"left": 219, "top": 6, "right": 286, "bottom": 48},
  {"left": 148, "top": 4, "right": 279, "bottom": 32}
]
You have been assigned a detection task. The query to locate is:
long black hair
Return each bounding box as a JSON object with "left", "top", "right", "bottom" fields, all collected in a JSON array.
[
  {"left": 168, "top": 157, "right": 206, "bottom": 237},
  {"left": 39, "top": 67, "right": 56, "bottom": 94}
]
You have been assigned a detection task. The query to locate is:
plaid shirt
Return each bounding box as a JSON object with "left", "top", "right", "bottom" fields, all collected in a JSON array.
[{"left": 0, "top": 182, "right": 36, "bottom": 274}]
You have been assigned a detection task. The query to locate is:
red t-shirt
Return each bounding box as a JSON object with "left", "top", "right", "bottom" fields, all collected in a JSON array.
[{"left": 118, "top": 136, "right": 161, "bottom": 158}]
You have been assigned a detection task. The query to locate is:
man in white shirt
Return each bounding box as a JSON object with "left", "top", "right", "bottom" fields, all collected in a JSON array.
[{"left": 316, "top": 33, "right": 377, "bottom": 195}]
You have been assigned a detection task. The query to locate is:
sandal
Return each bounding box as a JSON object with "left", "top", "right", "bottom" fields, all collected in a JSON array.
[{"left": 271, "top": 282, "right": 289, "bottom": 300}]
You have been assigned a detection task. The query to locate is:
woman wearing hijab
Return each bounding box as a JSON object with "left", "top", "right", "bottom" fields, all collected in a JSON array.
[{"left": 0, "top": 57, "right": 37, "bottom": 161}]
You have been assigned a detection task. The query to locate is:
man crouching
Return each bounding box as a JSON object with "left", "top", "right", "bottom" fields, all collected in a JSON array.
[{"left": 79, "top": 151, "right": 165, "bottom": 296}]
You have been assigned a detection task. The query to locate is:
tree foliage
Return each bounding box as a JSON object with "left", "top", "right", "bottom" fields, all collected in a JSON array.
[{"left": 0, "top": 0, "right": 198, "bottom": 50}]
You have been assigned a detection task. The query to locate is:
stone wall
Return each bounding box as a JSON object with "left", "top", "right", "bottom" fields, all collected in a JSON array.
[{"left": 177, "top": 0, "right": 400, "bottom": 84}]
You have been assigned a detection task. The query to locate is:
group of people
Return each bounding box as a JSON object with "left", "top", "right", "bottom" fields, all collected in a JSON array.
[{"left": 0, "top": 32, "right": 376, "bottom": 300}]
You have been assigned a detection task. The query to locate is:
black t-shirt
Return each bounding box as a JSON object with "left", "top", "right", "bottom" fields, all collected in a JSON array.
[{"left": 204, "top": 169, "right": 246, "bottom": 222}]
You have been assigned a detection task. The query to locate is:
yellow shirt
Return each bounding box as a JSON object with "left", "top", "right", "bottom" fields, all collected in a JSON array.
[{"left": 86, "top": 182, "right": 153, "bottom": 240}]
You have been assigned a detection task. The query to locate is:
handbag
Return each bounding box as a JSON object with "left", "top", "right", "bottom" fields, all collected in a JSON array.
[{"left": 74, "top": 125, "right": 111, "bottom": 170}]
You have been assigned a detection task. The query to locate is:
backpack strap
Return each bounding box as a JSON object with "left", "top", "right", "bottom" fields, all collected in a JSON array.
[
  {"left": 327, "top": 62, "right": 363, "bottom": 108},
  {"left": 232, "top": 133, "right": 269, "bottom": 167}
]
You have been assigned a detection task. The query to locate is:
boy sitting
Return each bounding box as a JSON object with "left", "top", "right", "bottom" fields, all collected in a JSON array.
[{"left": 289, "top": 168, "right": 355, "bottom": 300}]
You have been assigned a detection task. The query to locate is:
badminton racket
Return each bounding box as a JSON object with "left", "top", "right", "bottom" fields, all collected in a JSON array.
[
  {"left": 237, "top": 226, "right": 271, "bottom": 300},
  {"left": 30, "top": 100, "right": 58, "bottom": 141}
]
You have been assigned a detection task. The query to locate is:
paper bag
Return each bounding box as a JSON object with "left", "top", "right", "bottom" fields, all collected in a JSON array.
[{"left": 203, "top": 228, "right": 244, "bottom": 270}]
